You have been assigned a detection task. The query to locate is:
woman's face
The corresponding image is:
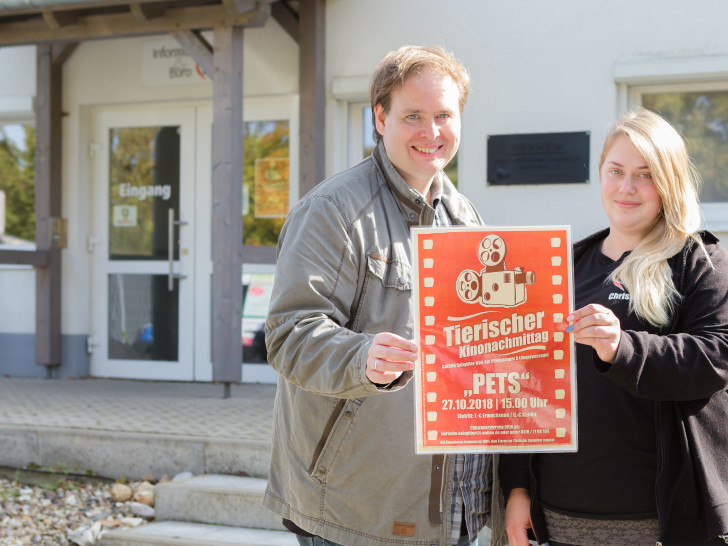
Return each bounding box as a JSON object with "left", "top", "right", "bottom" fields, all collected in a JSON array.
[{"left": 600, "top": 135, "right": 663, "bottom": 241}]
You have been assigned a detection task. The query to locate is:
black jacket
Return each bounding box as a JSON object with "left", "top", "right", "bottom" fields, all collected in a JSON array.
[{"left": 500, "top": 229, "right": 728, "bottom": 545}]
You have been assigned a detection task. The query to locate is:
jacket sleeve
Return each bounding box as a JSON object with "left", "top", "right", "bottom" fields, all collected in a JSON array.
[
  {"left": 265, "top": 194, "right": 408, "bottom": 399},
  {"left": 599, "top": 241, "right": 728, "bottom": 401},
  {"left": 498, "top": 453, "right": 531, "bottom": 499}
]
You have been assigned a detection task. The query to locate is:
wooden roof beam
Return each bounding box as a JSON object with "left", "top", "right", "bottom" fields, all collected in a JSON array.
[
  {"left": 272, "top": 0, "right": 298, "bottom": 43},
  {"left": 41, "top": 8, "right": 79, "bottom": 29},
  {"left": 0, "top": 2, "right": 268, "bottom": 46},
  {"left": 172, "top": 29, "right": 213, "bottom": 78},
  {"left": 129, "top": 2, "right": 166, "bottom": 21},
  {"left": 0, "top": 0, "right": 180, "bottom": 18},
  {"left": 52, "top": 41, "right": 79, "bottom": 64}
]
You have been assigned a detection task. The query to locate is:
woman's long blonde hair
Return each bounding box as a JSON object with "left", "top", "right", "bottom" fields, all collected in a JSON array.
[{"left": 600, "top": 108, "right": 707, "bottom": 327}]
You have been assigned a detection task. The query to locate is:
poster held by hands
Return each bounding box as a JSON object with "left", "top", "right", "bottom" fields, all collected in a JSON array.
[{"left": 412, "top": 226, "right": 576, "bottom": 453}]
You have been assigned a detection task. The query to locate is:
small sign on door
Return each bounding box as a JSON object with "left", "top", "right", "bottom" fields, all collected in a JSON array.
[{"left": 113, "top": 205, "right": 138, "bottom": 227}]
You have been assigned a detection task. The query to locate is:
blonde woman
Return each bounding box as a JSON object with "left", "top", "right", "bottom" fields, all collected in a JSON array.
[{"left": 500, "top": 108, "right": 728, "bottom": 545}]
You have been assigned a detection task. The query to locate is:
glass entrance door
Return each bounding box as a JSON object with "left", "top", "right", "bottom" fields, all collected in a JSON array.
[{"left": 90, "top": 108, "right": 195, "bottom": 380}]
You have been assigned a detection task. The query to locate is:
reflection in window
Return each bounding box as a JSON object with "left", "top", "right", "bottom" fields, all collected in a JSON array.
[
  {"left": 107, "top": 273, "right": 179, "bottom": 361},
  {"left": 363, "top": 106, "right": 376, "bottom": 159},
  {"left": 243, "top": 120, "right": 289, "bottom": 247},
  {"left": 445, "top": 153, "right": 459, "bottom": 189},
  {"left": 643, "top": 92, "right": 728, "bottom": 202},
  {"left": 241, "top": 273, "right": 274, "bottom": 363},
  {"left": 108, "top": 126, "right": 180, "bottom": 260},
  {"left": 0, "top": 124, "right": 35, "bottom": 244},
  {"left": 361, "top": 106, "right": 459, "bottom": 188}
]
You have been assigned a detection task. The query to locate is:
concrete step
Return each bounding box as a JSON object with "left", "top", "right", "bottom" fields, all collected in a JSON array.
[
  {"left": 155, "top": 474, "right": 284, "bottom": 530},
  {"left": 1, "top": 425, "right": 272, "bottom": 481},
  {"left": 100, "top": 521, "right": 298, "bottom": 546}
]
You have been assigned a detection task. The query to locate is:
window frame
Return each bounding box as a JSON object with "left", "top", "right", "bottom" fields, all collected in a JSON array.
[
  {"left": 346, "top": 101, "right": 374, "bottom": 167},
  {"left": 628, "top": 80, "right": 728, "bottom": 232},
  {"left": 614, "top": 56, "right": 728, "bottom": 235}
]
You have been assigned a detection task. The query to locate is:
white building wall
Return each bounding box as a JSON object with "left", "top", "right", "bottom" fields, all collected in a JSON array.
[
  {"left": 1, "top": 1, "right": 728, "bottom": 373},
  {"left": 0, "top": 46, "right": 37, "bottom": 338},
  {"left": 0, "top": 267, "right": 34, "bottom": 332},
  {"left": 325, "top": 0, "right": 728, "bottom": 240},
  {"left": 0, "top": 45, "right": 35, "bottom": 109}
]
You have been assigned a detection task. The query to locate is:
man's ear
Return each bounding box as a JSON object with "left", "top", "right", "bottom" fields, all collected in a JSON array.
[{"left": 374, "top": 104, "right": 386, "bottom": 136}]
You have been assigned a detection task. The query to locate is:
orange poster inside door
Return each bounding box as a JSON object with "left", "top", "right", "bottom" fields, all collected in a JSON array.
[{"left": 412, "top": 226, "right": 576, "bottom": 453}]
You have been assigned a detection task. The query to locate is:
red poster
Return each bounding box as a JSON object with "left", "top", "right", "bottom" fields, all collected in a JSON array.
[{"left": 412, "top": 226, "right": 576, "bottom": 453}]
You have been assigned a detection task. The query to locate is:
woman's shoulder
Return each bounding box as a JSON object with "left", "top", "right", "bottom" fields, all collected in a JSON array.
[
  {"left": 672, "top": 230, "right": 728, "bottom": 291},
  {"left": 687, "top": 230, "right": 724, "bottom": 260},
  {"left": 698, "top": 230, "right": 719, "bottom": 245}
]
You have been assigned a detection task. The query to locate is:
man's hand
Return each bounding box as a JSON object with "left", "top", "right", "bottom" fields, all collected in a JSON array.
[{"left": 366, "top": 332, "right": 418, "bottom": 384}]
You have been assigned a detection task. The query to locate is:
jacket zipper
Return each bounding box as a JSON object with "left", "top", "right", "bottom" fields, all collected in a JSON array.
[
  {"left": 527, "top": 455, "right": 544, "bottom": 544},
  {"left": 655, "top": 250, "right": 689, "bottom": 546},
  {"left": 654, "top": 251, "right": 689, "bottom": 546},
  {"left": 654, "top": 400, "right": 665, "bottom": 546}
]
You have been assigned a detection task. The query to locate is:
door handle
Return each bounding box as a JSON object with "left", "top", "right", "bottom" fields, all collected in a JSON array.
[{"left": 168, "top": 208, "right": 188, "bottom": 291}]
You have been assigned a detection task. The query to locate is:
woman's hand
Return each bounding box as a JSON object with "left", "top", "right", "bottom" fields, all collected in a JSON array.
[
  {"left": 366, "top": 332, "right": 418, "bottom": 384},
  {"left": 505, "top": 487, "right": 533, "bottom": 546},
  {"left": 566, "top": 303, "right": 621, "bottom": 363}
]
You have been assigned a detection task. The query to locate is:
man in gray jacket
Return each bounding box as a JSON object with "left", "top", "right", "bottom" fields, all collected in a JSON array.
[{"left": 264, "top": 45, "right": 499, "bottom": 546}]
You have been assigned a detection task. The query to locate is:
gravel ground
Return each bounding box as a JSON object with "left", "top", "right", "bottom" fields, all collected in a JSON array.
[{"left": 0, "top": 470, "right": 147, "bottom": 546}]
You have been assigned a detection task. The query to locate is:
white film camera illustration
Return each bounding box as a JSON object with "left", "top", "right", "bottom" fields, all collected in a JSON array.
[{"left": 456, "top": 234, "right": 535, "bottom": 307}]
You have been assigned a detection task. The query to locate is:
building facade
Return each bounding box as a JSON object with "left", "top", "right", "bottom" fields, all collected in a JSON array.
[{"left": 2, "top": 0, "right": 728, "bottom": 382}]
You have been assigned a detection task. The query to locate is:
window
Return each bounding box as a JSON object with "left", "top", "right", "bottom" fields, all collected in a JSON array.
[
  {"left": 615, "top": 56, "right": 728, "bottom": 231},
  {"left": 627, "top": 77, "right": 728, "bottom": 232},
  {"left": 0, "top": 123, "right": 35, "bottom": 245},
  {"left": 639, "top": 87, "right": 728, "bottom": 203},
  {"left": 242, "top": 119, "right": 290, "bottom": 247}
]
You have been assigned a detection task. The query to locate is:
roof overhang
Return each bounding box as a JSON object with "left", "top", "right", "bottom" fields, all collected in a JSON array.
[{"left": 0, "top": 0, "right": 278, "bottom": 46}]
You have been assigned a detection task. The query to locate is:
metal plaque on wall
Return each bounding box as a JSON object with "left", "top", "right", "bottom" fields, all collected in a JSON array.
[{"left": 487, "top": 131, "right": 590, "bottom": 185}]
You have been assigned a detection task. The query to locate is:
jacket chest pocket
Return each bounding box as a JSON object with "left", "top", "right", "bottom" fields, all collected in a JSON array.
[
  {"left": 351, "top": 252, "right": 413, "bottom": 334},
  {"left": 367, "top": 252, "right": 412, "bottom": 290}
]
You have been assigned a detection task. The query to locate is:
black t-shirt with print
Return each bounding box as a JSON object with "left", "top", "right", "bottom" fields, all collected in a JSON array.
[{"left": 536, "top": 241, "right": 658, "bottom": 519}]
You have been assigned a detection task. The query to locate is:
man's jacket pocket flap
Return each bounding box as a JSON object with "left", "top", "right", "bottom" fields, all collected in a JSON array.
[{"left": 367, "top": 252, "right": 412, "bottom": 290}]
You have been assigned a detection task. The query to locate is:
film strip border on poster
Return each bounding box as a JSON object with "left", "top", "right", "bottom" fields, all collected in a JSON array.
[{"left": 412, "top": 226, "right": 577, "bottom": 454}]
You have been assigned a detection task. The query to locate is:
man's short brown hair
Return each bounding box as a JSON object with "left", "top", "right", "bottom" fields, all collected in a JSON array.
[{"left": 369, "top": 45, "right": 470, "bottom": 142}]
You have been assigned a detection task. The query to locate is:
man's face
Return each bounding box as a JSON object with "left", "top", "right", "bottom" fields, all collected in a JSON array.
[{"left": 374, "top": 70, "right": 461, "bottom": 194}]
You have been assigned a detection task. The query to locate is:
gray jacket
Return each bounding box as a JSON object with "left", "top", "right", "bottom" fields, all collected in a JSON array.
[{"left": 263, "top": 141, "right": 491, "bottom": 545}]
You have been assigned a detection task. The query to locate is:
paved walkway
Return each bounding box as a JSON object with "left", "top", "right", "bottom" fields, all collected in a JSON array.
[
  {"left": 0, "top": 377, "right": 495, "bottom": 544},
  {"left": 0, "top": 377, "right": 277, "bottom": 442}
]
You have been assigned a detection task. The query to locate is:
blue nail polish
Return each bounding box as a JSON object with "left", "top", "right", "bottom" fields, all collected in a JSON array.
[{"left": 566, "top": 325, "right": 574, "bottom": 333}]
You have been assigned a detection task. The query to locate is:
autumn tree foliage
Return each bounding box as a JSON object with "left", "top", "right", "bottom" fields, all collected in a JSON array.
[{"left": 0, "top": 125, "right": 35, "bottom": 241}]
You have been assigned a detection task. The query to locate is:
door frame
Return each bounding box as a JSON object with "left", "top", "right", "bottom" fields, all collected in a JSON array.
[
  {"left": 89, "top": 105, "right": 197, "bottom": 380},
  {"left": 89, "top": 96, "right": 298, "bottom": 382}
]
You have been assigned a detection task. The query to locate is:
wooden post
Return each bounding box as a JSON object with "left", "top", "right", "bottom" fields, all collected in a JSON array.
[
  {"left": 34, "top": 44, "right": 67, "bottom": 368},
  {"left": 299, "top": 0, "right": 325, "bottom": 195},
  {"left": 211, "top": 25, "right": 244, "bottom": 383}
]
